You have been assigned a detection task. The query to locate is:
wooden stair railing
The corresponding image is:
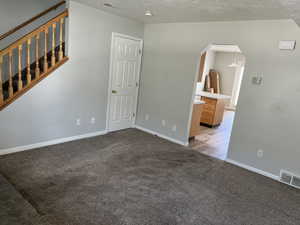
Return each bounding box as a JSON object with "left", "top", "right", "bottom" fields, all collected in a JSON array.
[
  {"left": 0, "top": 1, "right": 66, "bottom": 41},
  {"left": 0, "top": 10, "right": 69, "bottom": 111}
]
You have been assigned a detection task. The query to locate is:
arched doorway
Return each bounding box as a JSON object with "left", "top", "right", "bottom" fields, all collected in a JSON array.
[{"left": 188, "top": 44, "right": 246, "bottom": 160}]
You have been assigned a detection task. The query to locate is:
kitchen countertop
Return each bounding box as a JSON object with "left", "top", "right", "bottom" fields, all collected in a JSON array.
[
  {"left": 194, "top": 100, "right": 205, "bottom": 105},
  {"left": 196, "top": 91, "right": 231, "bottom": 100}
]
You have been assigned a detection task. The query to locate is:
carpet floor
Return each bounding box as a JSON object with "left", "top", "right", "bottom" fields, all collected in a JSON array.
[{"left": 0, "top": 129, "right": 299, "bottom": 225}]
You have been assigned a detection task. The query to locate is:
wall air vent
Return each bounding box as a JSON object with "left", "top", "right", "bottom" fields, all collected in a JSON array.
[
  {"left": 280, "top": 170, "right": 300, "bottom": 189},
  {"left": 291, "top": 176, "right": 300, "bottom": 189},
  {"left": 280, "top": 170, "right": 292, "bottom": 184}
]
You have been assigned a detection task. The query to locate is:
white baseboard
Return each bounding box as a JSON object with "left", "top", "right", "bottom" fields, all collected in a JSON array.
[
  {"left": 0, "top": 130, "right": 108, "bottom": 156},
  {"left": 134, "top": 125, "right": 189, "bottom": 146},
  {"left": 226, "top": 158, "right": 279, "bottom": 181}
]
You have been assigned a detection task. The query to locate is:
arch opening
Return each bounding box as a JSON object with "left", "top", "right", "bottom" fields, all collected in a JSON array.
[{"left": 187, "top": 44, "right": 246, "bottom": 160}]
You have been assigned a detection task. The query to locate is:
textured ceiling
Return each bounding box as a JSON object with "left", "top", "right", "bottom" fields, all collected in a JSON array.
[
  {"left": 71, "top": 0, "right": 300, "bottom": 25},
  {"left": 279, "top": 0, "right": 300, "bottom": 25}
]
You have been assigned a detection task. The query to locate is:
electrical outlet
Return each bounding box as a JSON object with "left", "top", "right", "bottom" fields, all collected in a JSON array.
[
  {"left": 91, "top": 117, "right": 96, "bottom": 124},
  {"left": 145, "top": 114, "right": 150, "bottom": 121},
  {"left": 162, "top": 120, "right": 166, "bottom": 127},
  {"left": 76, "top": 119, "right": 81, "bottom": 126},
  {"left": 257, "top": 149, "right": 264, "bottom": 158},
  {"left": 172, "top": 125, "right": 177, "bottom": 132}
]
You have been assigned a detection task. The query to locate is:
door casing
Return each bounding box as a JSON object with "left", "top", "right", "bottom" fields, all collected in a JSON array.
[{"left": 106, "top": 32, "right": 143, "bottom": 132}]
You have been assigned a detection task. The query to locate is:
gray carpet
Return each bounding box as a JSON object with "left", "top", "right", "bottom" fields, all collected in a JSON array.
[{"left": 0, "top": 129, "right": 299, "bottom": 225}]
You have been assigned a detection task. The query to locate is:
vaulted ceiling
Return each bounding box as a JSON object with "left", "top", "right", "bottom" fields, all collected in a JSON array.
[{"left": 72, "top": 0, "right": 300, "bottom": 26}]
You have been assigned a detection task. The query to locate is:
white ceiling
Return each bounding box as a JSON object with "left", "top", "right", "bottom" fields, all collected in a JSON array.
[{"left": 71, "top": 0, "right": 300, "bottom": 25}]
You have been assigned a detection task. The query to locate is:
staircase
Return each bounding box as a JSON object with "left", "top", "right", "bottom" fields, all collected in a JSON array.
[{"left": 0, "top": 8, "right": 69, "bottom": 111}]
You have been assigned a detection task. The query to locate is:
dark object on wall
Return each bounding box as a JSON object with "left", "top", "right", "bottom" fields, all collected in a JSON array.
[
  {"left": 209, "top": 69, "right": 221, "bottom": 94},
  {"left": 204, "top": 73, "right": 212, "bottom": 93},
  {"left": 204, "top": 69, "right": 221, "bottom": 94}
]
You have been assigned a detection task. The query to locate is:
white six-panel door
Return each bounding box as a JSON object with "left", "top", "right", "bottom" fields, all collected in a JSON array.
[{"left": 107, "top": 33, "right": 143, "bottom": 132}]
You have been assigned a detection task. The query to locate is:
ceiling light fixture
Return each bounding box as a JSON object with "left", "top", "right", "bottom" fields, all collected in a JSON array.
[{"left": 145, "top": 10, "right": 153, "bottom": 16}]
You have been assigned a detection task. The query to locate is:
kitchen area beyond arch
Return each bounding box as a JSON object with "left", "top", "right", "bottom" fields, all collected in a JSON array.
[{"left": 189, "top": 44, "right": 246, "bottom": 160}]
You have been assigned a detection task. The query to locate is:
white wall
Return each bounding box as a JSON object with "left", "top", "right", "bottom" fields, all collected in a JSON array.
[
  {"left": 0, "top": 1, "right": 143, "bottom": 150},
  {"left": 136, "top": 19, "right": 300, "bottom": 176},
  {"left": 0, "top": 0, "right": 66, "bottom": 50},
  {"left": 202, "top": 50, "right": 215, "bottom": 83},
  {"left": 196, "top": 49, "right": 215, "bottom": 91},
  {"left": 0, "top": 0, "right": 62, "bottom": 35},
  {"left": 212, "top": 52, "right": 246, "bottom": 108},
  {"left": 214, "top": 52, "right": 236, "bottom": 96}
]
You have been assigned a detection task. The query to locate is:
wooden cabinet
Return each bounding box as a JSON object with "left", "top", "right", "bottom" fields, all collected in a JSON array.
[
  {"left": 200, "top": 96, "right": 226, "bottom": 127},
  {"left": 189, "top": 103, "right": 203, "bottom": 138}
]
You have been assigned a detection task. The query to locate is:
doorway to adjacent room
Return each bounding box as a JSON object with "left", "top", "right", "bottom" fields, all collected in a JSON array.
[
  {"left": 188, "top": 44, "right": 246, "bottom": 160},
  {"left": 106, "top": 33, "right": 143, "bottom": 132}
]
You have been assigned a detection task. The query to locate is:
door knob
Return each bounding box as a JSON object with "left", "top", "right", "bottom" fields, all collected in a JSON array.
[{"left": 112, "top": 90, "right": 117, "bottom": 94}]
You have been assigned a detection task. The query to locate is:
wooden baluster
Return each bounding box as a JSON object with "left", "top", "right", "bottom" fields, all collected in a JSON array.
[
  {"left": 51, "top": 23, "right": 56, "bottom": 66},
  {"left": 18, "top": 45, "right": 23, "bottom": 90},
  {"left": 59, "top": 18, "right": 64, "bottom": 61},
  {"left": 26, "top": 39, "right": 32, "bottom": 84},
  {"left": 35, "top": 34, "right": 40, "bottom": 77},
  {"left": 44, "top": 28, "right": 48, "bottom": 72},
  {"left": 0, "top": 55, "right": 3, "bottom": 104},
  {"left": 8, "top": 51, "right": 13, "bottom": 98}
]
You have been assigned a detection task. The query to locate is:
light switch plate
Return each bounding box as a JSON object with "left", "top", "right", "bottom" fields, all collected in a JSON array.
[{"left": 145, "top": 114, "right": 149, "bottom": 121}]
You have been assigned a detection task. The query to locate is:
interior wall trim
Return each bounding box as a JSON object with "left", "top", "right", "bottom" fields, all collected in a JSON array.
[
  {"left": 134, "top": 125, "right": 189, "bottom": 146},
  {"left": 226, "top": 158, "right": 279, "bottom": 181},
  {"left": 0, "top": 130, "right": 108, "bottom": 156}
]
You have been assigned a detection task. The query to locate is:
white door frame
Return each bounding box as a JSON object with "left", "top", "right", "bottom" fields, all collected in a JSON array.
[
  {"left": 185, "top": 44, "right": 212, "bottom": 144},
  {"left": 230, "top": 65, "right": 245, "bottom": 109},
  {"left": 106, "top": 32, "right": 143, "bottom": 132}
]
